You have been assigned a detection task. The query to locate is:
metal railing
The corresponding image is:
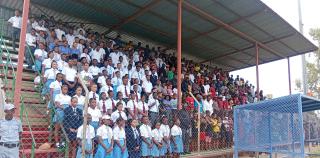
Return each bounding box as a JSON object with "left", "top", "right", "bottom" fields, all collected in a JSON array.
[{"left": 20, "top": 96, "right": 37, "bottom": 158}]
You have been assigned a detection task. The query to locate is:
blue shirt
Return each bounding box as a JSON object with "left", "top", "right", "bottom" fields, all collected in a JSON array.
[
  {"left": 194, "top": 100, "right": 204, "bottom": 113},
  {"left": 70, "top": 48, "right": 80, "bottom": 55},
  {"left": 59, "top": 45, "right": 70, "bottom": 55}
]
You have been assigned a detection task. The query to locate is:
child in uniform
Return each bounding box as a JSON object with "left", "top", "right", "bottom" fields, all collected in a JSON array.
[
  {"left": 95, "top": 115, "right": 114, "bottom": 158},
  {"left": 171, "top": 118, "right": 183, "bottom": 158}
]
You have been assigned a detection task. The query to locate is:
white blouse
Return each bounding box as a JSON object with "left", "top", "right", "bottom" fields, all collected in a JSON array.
[
  {"left": 139, "top": 124, "right": 152, "bottom": 138},
  {"left": 159, "top": 124, "right": 170, "bottom": 137},
  {"left": 171, "top": 125, "right": 182, "bottom": 136},
  {"left": 54, "top": 93, "right": 71, "bottom": 105},
  {"left": 152, "top": 129, "right": 163, "bottom": 143},
  {"left": 113, "top": 126, "right": 126, "bottom": 140},
  {"left": 97, "top": 125, "right": 113, "bottom": 142}
]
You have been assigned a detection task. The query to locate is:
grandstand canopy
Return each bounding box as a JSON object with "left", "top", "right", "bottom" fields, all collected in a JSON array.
[{"left": 2, "top": 0, "right": 318, "bottom": 71}]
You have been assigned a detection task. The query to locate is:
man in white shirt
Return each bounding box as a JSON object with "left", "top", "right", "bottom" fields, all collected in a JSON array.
[
  {"left": 25, "top": 29, "right": 37, "bottom": 68},
  {"left": 89, "top": 45, "right": 105, "bottom": 63},
  {"left": 148, "top": 92, "right": 160, "bottom": 126},
  {"left": 142, "top": 75, "right": 153, "bottom": 95},
  {"left": 109, "top": 50, "right": 121, "bottom": 66},
  {"left": 131, "top": 65, "right": 144, "bottom": 84},
  {"left": 65, "top": 30, "right": 75, "bottom": 47},
  {"left": 117, "top": 76, "right": 131, "bottom": 101},
  {"left": 8, "top": 10, "right": 22, "bottom": 50}
]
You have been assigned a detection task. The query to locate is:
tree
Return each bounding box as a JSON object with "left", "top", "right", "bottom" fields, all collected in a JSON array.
[{"left": 307, "top": 28, "right": 320, "bottom": 98}]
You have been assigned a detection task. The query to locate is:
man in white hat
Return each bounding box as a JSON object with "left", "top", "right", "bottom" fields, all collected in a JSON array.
[{"left": 0, "top": 103, "right": 22, "bottom": 158}]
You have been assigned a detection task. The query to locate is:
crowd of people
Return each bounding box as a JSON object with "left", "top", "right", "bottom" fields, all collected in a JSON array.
[{"left": 8, "top": 10, "right": 265, "bottom": 158}]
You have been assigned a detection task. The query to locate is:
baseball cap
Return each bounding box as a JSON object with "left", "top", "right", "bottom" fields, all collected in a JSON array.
[
  {"left": 4, "top": 103, "right": 15, "bottom": 110},
  {"left": 102, "top": 115, "right": 111, "bottom": 120}
]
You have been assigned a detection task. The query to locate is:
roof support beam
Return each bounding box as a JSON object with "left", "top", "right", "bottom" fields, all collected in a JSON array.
[
  {"left": 106, "top": 0, "right": 162, "bottom": 33},
  {"left": 186, "top": 9, "right": 265, "bottom": 42},
  {"left": 200, "top": 33, "right": 296, "bottom": 63},
  {"left": 212, "top": 0, "right": 299, "bottom": 54},
  {"left": 183, "top": 1, "right": 286, "bottom": 59}
]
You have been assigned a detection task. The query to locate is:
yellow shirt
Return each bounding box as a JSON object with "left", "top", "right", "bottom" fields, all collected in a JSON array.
[{"left": 212, "top": 118, "right": 220, "bottom": 133}]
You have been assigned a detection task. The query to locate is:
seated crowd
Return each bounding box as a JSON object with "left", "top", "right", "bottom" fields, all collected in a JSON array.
[{"left": 16, "top": 12, "right": 264, "bottom": 158}]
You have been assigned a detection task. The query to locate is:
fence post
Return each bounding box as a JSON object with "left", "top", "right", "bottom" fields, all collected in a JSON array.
[
  {"left": 77, "top": 74, "right": 90, "bottom": 158},
  {"left": 188, "top": 92, "right": 201, "bottom": 155}
]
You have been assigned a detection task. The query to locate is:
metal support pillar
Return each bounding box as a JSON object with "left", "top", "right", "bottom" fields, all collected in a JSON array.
[
  {"left": 255, "top": 43, "right": 260, "bottom": 100},
  {"left": 14, "top": 0, "right": 30, "bottom": 115},
  {"left": 288, "top": 57, "right": 292, "bottom": 94},
  {"left": 177, "top": 0, "right": 182, "bottom": 110}
]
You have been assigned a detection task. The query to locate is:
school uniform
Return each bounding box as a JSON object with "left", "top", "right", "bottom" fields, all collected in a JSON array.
[
  {"left": 98, "top": 99, "right": 110, "bottom": 115},
  {"left": 151, "top": 128, "right": 163, "bottom": 157},
  {"left": 53, "top": 93, "right": 71, "bottom": 123},
  {"left": 116, "top": 99, "right": 127, "bottom": 110},
  {"left": 105, "top": 98, "right": 117, "bottom": 112},
  {"left": 117, "top": 84, "right": 131, "bottom": 99},
  {"left": 160, "top": 124, "right": 171, "bottom": 155},
  {"left": 42, "top": 58, "right": 53, "bottom": 72},
  {"left": 89, "top": 65, "right": 100, "bottom": 77},
  {"left": 95, "top": 125, "right": 113, "bottom": 158},
  {"left": 76, "top": 124, "right": 95, "bottom": 158},
  {"left": 34, "top": 49, "right": 47, "bottom": 72},
  {"left": 99, "top": 85, "right": 113, "bottom": 95},
  {"left": 126, "top": 99, "right": 138, "bottom": 119},
  {"left": 48, "top": 80, "right": 62, "bottom": 109},
  {"left": 62, "top": 66, "right": 77, "bottom": 95},
  {"left": 87, "top": 107, "right": 102, "bottom": 132},
  {"left": 97, "top": 75, "right": 107, "bottom": 87},
  {"left": 111, "top": 77, "right": 122, "bottom": 97},
  {"left": 43, "top": 68, "right": 60, "bottom": 95},
  {"left": 113, "top": 126, "right": 129, "bottom": 158},
  {"left": 137, "top": 101, "right": 148, "bottom": 119},
  {"left": 88, "top": 91, "right": 99, "bottom": 103},
  {"left": 111, "top": 110, "right": 127, "bottom": 123},
  {"left": 171, "top": 125, "right": 183, "bottom": 154},
  {"left": 74, "top": 95, "right": 85, "bottom": 111},
  {"left": 139, "top": 124, "right": 152, "bottom": 157},
  {"left": 63, "top": 106, "right": 83, "bottom": 141},
  {"left": 148, "top": 97, "right": 160, "bottom": 126},
  {"left": 125, "top": 126, "right": 141, "bottom": 158}
]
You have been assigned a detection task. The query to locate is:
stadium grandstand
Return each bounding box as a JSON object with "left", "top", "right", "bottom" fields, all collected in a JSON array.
[{"left": 0, "top": 0, "right": 317, "bottom": 158}]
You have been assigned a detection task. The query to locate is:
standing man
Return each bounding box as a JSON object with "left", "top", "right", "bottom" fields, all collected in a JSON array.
[
  {"left": 178, "top": 101, "right": 191, "bottom": 154},
  {"left": 8, "top": 10, "right": 21, "bottom": 50},
  {"left": 0, "top": 103, "right": 22, "bottom": 158}
]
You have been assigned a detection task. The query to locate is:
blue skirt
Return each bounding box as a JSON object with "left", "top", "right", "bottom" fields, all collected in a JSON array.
[
  {"left": 42, "top": 79, "right": 54, "bottom": 95},
  {"left": 151, "top": 141, "right": 163, "bottom": 157},
  {"left": 95, "top": 139, "right": 113, "bottom": 158},
  {"left": 53, "top": 104, "right": 68, "bottom": 123},
  {"left": 76, "top": 139, "right": 93, "bottom": 158},
  {"left": 141, "top": 138, "right": 152, "bottom": 157},
  {"left": 90, "top": 121, "right": 99, "bottom": 133},
  {"left": 113, "top": 139, "right": 128, "bottom": 158},
  {"left": 171, "top": 135, "right": 183, "bottom": 154},
  {"left": 160, "top": 141, "right": 171, "bottom": 155},
  {"left": 48, "top": 89, "right": 61, "bottom": 109},
  {"left": 35, "top": 60, "right": 42, "bottom": 72}
]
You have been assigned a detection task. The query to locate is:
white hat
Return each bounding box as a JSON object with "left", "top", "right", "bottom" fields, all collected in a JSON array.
[
  {"left": 4, "top": 103, "right": 15, "bottom": 111},
  {"left": 102, "top": 115, "right": 111, "bottom": 120}
]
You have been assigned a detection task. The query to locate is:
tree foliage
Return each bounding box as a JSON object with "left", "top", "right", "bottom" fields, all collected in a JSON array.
[{"left": 307, "top": 28, "right": 320, "bottom": 98}]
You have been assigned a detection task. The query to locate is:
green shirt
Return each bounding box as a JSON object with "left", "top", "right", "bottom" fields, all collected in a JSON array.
[{"left": 167, "top": 71, "right": 174, "bottom": 80}]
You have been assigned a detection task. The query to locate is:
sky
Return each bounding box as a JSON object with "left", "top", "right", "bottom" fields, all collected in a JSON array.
[{"left": 230, "top": 0, "right": 320, "bottom": 98}]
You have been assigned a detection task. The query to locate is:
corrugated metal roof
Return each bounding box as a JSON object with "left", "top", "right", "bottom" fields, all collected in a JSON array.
[{"left": 1, "top": 0, "right": 318, "bottom": 71}]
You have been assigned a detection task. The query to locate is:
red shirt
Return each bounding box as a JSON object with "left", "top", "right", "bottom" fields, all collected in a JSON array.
[{"left": 185, "top": 96, "right": 194, "bottom": 111}]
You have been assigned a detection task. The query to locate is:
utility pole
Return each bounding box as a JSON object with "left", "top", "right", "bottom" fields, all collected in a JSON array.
[{"left": 298, "top": 0, "right": 307, "bottom": 95}]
